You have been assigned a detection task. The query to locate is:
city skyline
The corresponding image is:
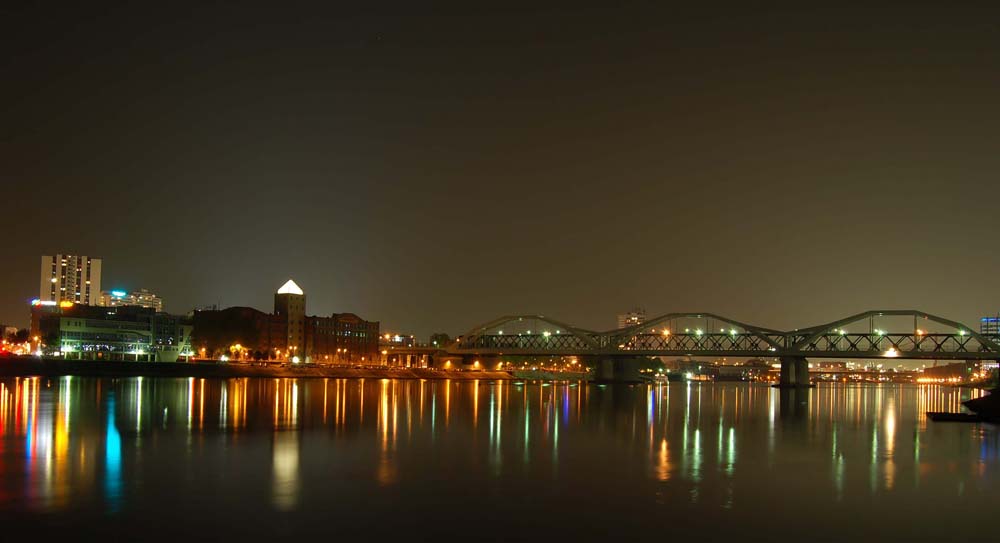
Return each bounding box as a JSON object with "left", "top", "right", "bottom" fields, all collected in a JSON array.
[
  {"left": 2, "top": 5, "right": 1000, "bottom": 541},
  {"left": 4, "top": 4, "right": 1000, "bottom": 338},
  {"left": 6, "top": 253, "right": 1000, "bottom": 341}
]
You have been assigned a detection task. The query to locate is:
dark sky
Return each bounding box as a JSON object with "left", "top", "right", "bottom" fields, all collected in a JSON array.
[{"left": 3, "top": 2, "right": 1000, "bottom": 338}]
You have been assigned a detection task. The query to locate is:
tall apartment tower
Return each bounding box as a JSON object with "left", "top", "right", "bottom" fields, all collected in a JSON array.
[
  {"left": 274, "top": 279, "right": 306, "bottom": 359},
  {"left": 39, "top": 255, "right": 102, "bottom": 305}
]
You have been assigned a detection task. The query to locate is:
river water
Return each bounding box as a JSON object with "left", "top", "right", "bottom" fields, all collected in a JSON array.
[{"left": 0, "top": 377, "right": 996, "bottom": 541}]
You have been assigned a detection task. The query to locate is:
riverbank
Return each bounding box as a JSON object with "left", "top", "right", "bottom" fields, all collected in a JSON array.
[
  {"left": 0, "top": 357, "right": 517, "bottom": 380},
  {"left": 958, "top": 381, "right": 997, "bottom": 391},
  {"left": 510, "top": 369, "right": 590, "bottom": 381}
]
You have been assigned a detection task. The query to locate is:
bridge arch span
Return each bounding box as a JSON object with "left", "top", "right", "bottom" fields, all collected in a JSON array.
[
  {"left": 458, "top": 315, "right": 601, "bottom": 351},
  {"left": 790, "top": 309, "right": 1000, "bottom": 355},
  {"left": 609, "top": 312, "right": 786, "bottom": 351},
  {"left": 447, "top": 309, "right": 999, "bottom": 362}
]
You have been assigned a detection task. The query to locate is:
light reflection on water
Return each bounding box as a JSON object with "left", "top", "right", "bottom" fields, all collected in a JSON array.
[{"left": 0, "top": 377, "right": 997, "bottom": 540}]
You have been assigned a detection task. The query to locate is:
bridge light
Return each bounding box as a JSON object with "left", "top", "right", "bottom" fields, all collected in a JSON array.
[
  {"left": 959, "top": 330, "right": 967, "bottom": 336},
  {"left": 915, "top": 329, "right": 925, "bottom": 336},
  {"left": 695, "top": 329, "right": 703, "bottom": 336},
  {"left": 839, "top": 329, "right": 847, "bottom": 335},
  {"left": 498, "top": 331, "right": 503, "bottom": 335},
  {"left": 730, "top": 329, "right": 737, "bottom": 335},
  {"left": 543, "top": 331, "right": 551, "bottom": 338},
  {"left": 885, "top": 348, "right": 899, "bottom": 358},
  {"left": 662, "top": 330, "right": 670, "bottom": 336}
]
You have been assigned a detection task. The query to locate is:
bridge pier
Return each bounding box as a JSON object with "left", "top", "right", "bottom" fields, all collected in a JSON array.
[
  {"left": 776, "top": 356, "right": 813, "bottom": 388},
  {"left": 596, "top": 358, "right": 615, "bottom": 381},
  {"left": 779, "top": 387, "right": 809, "bottom": 420},
  {"left": 591, "top": 357, "right": 642, "bottom": 383}
]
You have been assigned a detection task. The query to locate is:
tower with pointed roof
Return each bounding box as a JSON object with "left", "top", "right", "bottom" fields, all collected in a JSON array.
[{"left": 274, "top": 279, "right": 305, "bottom": 359}]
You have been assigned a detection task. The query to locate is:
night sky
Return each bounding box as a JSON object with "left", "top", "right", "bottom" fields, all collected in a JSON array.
[{"left": 3, "top": 3, "right": 1000, "bottom": 338}]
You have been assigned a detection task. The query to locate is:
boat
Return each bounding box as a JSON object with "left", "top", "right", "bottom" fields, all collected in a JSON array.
[
  {"left": 925, "top": 389, "right": 1000, "bottom": 423},
  {"left": 962, "top": 388, "right": 1000, "bottom": 419}
]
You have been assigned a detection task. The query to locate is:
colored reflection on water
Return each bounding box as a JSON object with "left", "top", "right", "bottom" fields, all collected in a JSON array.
[{"left": 0, "top": 378, "right": 996, "bottom": 541}]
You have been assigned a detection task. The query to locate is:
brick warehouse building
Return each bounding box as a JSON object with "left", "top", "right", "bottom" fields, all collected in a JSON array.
[{"left": 192, "top": 280, "right": 379, "bottom": 363}]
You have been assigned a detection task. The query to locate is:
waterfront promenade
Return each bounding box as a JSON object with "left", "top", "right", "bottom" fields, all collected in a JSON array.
[{"left": 0, "top": 357, "right": 528, "bottom": 380}]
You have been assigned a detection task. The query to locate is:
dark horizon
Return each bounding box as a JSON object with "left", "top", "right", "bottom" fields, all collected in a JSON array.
[{"left": 4, "top": 3, "right": 1000, "bottom": 338}]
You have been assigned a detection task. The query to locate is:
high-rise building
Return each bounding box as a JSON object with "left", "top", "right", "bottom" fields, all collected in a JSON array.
[
  {"left": 617, "top": 308, "right": 646, "bottom": 329},
  {"left": 99, "top": 288, "right": 164, "bottom": 312},
  {"left": 39, "top": 255, "right": 102, "bottom": 305}
]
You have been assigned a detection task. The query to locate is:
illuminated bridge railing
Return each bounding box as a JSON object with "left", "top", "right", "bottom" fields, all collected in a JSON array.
[
  {"left": 797, "top": 333, "right": 999, "bottom": 357},
  {"left": 453, "top": 333, "right": 1000, "bottom": 359},
  {"left": 459, "top": 334, "right": 599, "bottom": 352},
  {"left": 452, "top": 311, "right": 1000, "bottom": 360},
  {"left": 612, "top": 333, "right": 780, "bottom": 353}
]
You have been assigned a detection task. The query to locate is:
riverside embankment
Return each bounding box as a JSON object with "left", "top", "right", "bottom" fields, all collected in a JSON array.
[
  {"left": 0, "top": 357, "right": 589, "bottom": 381},
  {"left": 0, "top": 357, "right": 513, "bottom": 380}
]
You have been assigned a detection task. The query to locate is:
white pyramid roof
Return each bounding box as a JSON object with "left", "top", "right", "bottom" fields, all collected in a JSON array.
[{"left": 276, "top": 279, "right": 304, "bottom": 295}]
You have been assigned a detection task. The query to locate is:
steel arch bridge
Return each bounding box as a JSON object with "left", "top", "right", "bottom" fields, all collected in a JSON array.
[{"left": 453, "top": 310, "right": 1000, "bottom": 361}]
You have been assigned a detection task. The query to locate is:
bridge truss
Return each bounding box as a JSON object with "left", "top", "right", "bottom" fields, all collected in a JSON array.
[{"left": 454, "top": 310, "right": 1000, "bottom": 360}]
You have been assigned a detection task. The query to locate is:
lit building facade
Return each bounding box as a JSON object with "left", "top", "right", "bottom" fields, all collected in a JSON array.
[
  {"left": 192, "top": 279, "right": 379, "bottom": 363},
  {"left": 380, "top": 333, "right": 416, "bottom": 347},
  {"left": 31, "top": 304, "right": 192, "bottom": 362},
  {"left": 274, "top": 280, "right": 306, "bottom": 359},
  {"left": 981, "top": 316, "right": 1000, "bottom": 336},
  {"left": 98, "top": 288, "right": 164, "bottom": 312},
  {"left": 39, "top": 254, "right": 102, "bottom": 305},
  {"left": 617, "top": 308, "right": 646, "bottom": 329}
]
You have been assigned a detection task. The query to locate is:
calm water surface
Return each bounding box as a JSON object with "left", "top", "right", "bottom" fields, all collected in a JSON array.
[{"left": 0, "top": 377, "right": 996, "bottom": 541}]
